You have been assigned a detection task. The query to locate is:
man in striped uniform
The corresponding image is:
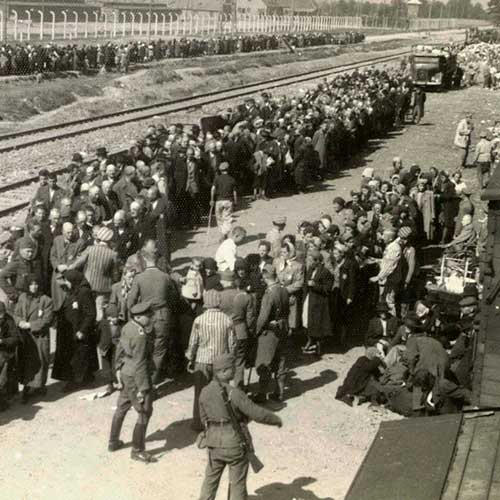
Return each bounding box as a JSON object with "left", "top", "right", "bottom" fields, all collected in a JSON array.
[
  {"left": 186, "top": 290, "right": 235, "bottom": 431},
  {"left": 68, "top": 226, "right": 119, "bottom": 321}
]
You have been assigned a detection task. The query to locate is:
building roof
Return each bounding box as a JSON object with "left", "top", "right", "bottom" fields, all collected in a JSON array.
[
  {"left": 262, "top": 0, "right": 317, "bottom": 12},
  {"left": 170, "top": 0, "right": 223, "bottom": 11}
]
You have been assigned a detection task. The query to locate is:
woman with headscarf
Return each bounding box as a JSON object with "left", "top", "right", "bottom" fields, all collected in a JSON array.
[
  {"left": 14, "top": 275, "right": 53, "bottom": 403},
  {"left": 52, "top": 270, "right": 98, "bottom": 392}
]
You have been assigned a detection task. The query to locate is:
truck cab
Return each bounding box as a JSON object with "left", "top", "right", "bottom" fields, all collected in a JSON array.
[{"left": 409, "top": 46, "right": 456, "bottom": 90}]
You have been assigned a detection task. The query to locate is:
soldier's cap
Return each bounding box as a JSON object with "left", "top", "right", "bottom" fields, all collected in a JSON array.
[
  {"left": 272, "top": 216, "right": 287, "bottom": 225},
  {"left": 220, "top": 269, "right": 234, "bottom": 282},
  {"left": 219, "top": 162, "right": 229, "bottom": 171},
  {"left": 261, "top": 264, "right": 277, "bottom": 280},
  {"left": 19, "top": 237, "right": 37, "bottom": 251},
  {"left": 130, "top": 301, "right": 153, "bottom": 316},
  {"left": 213, "top": 353, "right": 235, "bottom": 372},
  {"left": 96, "top": 147, "right": 107, "bottom": 156},
  {"left": 203, "top": 290, "right": 221, "bottom": 308}
]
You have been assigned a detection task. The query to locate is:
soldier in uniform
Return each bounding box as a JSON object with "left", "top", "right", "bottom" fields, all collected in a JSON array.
[
  {"left": 254, "top": 264, "right": 289, "bottom": 403},
  {"left": 108, "top": 301, "right": 156, "bottom": 463},
  {"left": 198, "top": 353, "right": 282, "bottom": 500}
]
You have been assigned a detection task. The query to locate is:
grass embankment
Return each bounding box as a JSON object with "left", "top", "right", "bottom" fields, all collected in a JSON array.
[{"left": 0, "top": 38, "right": 409, "bottom": 131}]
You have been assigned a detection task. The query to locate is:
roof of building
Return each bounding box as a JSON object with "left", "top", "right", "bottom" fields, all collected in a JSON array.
[{"left": 262, "top": 0, "right": 317, "bottom": 12}]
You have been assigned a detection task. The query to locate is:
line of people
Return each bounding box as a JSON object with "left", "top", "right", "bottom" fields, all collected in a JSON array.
[
  {"left": 0, "top": 31, "right": 365, "bottom": 76},
  {"left": 0, "top": 54, "right": 437, "bottom": 417}
]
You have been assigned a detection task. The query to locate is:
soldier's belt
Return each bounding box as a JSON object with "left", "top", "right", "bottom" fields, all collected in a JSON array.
[{"left": 207, "top": 419, "right": 231, "bottom": 426}]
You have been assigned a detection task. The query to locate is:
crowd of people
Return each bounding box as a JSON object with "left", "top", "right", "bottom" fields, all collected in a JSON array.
[
  {"left": 458, "top": 42, "right": 500, "bottom": 89},
  {"left": 0, "top": 31, "right": 365, "bottom": 76},
  {"left": 0, "top": 53, "right": 486, "bottom": 487}
]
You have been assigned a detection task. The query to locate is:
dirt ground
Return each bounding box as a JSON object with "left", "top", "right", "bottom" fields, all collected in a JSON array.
[{"left": 1, "top": 85, "right": 496, "bottom": 500}]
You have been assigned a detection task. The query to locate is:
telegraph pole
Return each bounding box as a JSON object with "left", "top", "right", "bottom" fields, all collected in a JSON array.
[
  {"left": 147, "top": 0, "right": 152, "bottom": 41},
  {"left": 1, "top": 0, "right": 8, "bottom": 41}
]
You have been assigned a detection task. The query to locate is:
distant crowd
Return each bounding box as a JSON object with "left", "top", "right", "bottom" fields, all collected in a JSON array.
[
  {"left": 0, "top": 31, "right": 365, "bottom": 76},
  {"left": 458, "top": 42, "right": 500, "bottom": 89}
]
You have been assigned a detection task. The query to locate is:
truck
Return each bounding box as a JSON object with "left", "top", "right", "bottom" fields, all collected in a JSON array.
[{"left": 409, "top": 46, "right": 457, "bottom": 90}]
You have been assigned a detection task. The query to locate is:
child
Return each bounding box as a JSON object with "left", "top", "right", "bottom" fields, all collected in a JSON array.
[
  {"left": 182, "top": 258, "right": 204, "bottom": 311},
  {"left": 202, "top": 257, "right": 222, "bottom": 291}
]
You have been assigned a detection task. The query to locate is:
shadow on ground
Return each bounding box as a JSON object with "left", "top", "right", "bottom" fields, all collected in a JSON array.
[{"left": 249, "top": 476, "right": 335, "bottom": 500}]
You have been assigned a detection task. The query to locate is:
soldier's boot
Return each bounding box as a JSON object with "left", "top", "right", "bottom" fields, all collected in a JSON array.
[{"left": 108, "top": 413, "right": 126, "bottom": 452}]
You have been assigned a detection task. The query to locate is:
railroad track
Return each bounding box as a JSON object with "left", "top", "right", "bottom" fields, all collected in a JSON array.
[{"left": 0, "top": 49, "right": 410, "bottom": 221}]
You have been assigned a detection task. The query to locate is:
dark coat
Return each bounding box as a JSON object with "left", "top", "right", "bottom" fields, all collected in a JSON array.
[
  {"left": 338, "top": 257, "right": 358, "bottom": 303},
  {"left": 336, "top": 355, "right": 383, "bottom": 398},
  {"left": 52, "top": 279, "right": 97, "bottom": 383},
  {"left": 439, "top": 180, "right": 459, "bottom": 228},
  {"left": 111, "top": 225, "right": 139, "bottom": 264},
  {"left": 0, "top": 314, "right": 21, "bottom": 395},
  {"left": 303, "top": 264, "right": 333, "bottom": 339},
  {"left": 32, "top": 185, "right": 64, "bottom": 211}
]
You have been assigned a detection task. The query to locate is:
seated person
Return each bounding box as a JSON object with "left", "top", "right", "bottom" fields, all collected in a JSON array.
[
  {"left": 365, "top": 302, "right": 399, "bottom": 356},
  {"left": 335, "top": 347, "right": 385, "bottom": 407},
  {"left": 443, "top": 214, "right": 476, "bottom": 254}
]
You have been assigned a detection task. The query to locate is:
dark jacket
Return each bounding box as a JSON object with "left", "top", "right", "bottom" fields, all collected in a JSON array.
[
  {"left": 303, "top": 264, "right": 333, "bottom": 338},
  {"left": 338, "top": 257, "right": 358, "bottom": 303}
]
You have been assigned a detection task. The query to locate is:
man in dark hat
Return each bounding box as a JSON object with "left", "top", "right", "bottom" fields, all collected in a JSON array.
[
  {"left": 365, "top": 301, "right": 399, "bottom": 353},
  {"left": 197, "top": 353, "right": 282, "bottom": 500},
  {"left": 108, "top": 300, "right": 156, "bottom": 463},
  {"left": 254, "top": 264, "right": 289, "bottom": 403}
]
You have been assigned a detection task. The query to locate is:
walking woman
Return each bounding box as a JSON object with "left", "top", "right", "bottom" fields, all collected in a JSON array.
[
  {"left": 14, "top": 275, "right": 53, "bottom": 403},
  {"left": 52, "top": 270, "right": 98, "bottom": 392}
]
